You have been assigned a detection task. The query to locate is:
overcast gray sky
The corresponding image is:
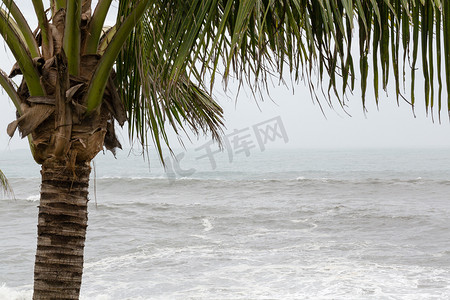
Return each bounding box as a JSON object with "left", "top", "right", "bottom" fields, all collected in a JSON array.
[{"left": 1, "top": 1, "right": 449, "bottom": 151}]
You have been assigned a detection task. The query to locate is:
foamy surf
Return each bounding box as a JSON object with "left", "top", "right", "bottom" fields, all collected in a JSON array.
[
  {"left": 202, "top": 218, "right": 213, "bottom": 231},
  {"left": 25, "top": 195, "right": 39, "bottom": 202},
  {"left": 0, "top": 284, "right": 32, "bottom": 300}
]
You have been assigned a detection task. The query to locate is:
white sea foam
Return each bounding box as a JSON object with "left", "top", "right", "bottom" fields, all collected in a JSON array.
[
  {"left": 83, "top": 257, "right": 450, "bottom": 299},
  {"left": 290, "top": 218, "right": 318, "bottom": 229},
  {"left": 202, "top": 218, "right": 213, "bottom": 231},
  {"left": 0, "top": 284, "right": 32, "bottom": 300},
  {"left": 190, "top": 234, "right": 209, "bottom": 240},
  {"left": 25, "top": 195, "right": 39, "bottom": 202},
  {"left": 80, "top": 293, "right": 112, "bottom": 300}
]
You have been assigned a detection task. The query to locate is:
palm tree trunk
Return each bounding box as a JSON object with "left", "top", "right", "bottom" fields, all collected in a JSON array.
[{"left": 33, "top": 158, "right": 91, "bottom": 299}]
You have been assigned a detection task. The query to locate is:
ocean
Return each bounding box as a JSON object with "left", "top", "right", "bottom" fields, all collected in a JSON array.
[{"left": 1, "top": 147, "right": 450, "bottom": 299}]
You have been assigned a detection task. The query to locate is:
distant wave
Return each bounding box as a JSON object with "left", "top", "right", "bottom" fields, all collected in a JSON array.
[
  {"left": 92, "top": 175, "right": 448, "bottom": 186},
  {"left": 26, "top": 194, "right": 40, "bottom": 202},
  {"left": 3, "top": 175, "right": 447, "bottom": 204}
]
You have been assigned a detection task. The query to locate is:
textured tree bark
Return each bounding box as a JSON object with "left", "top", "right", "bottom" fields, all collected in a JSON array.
[{"left": 33, "top": 158, "right": 91, "bottom": 300}]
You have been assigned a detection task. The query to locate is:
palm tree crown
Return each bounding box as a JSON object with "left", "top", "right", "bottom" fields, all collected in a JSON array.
[{"left": 0, "top": 1, "right": 448, "bottom": 162}]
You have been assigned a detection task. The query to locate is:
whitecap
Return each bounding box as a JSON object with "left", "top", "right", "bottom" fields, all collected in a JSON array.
[
  {"left": 290, "top": 219, "right": 318, "bottom": 229},
  {"left": 26, "top": 194, "right": 39, "bottom": 202},
  {"left": 0, "top": 283, "right": 32, "bottom": 300},
  {"left": 190, "top": 234, "right": 209, "bottom": 240},
  {"left": 202, "top": 218, "right": 213, "bottom": 232},
  {"left": 290, "top": 219, "right": 306, "bottom": 223}
]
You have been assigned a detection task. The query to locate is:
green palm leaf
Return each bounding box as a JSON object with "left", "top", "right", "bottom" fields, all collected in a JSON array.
[
  {"left": 111, "top": 0, "right": 449, "bottom": 160},
  {"left": 115, "top": 2, "right": 226, "bottom": 160},
  {"left": 0, "top": 169, "right": 12, "bottom": 196}
]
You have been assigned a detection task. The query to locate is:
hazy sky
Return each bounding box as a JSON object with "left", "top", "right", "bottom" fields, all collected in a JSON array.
[{"left": 1, "top": 1, "right": 449, "bottom": 152}]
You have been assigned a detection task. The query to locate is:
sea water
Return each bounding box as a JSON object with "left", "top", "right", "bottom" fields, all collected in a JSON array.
[{"left": 1, "top": 148, "right": 450, "bottom": 299}]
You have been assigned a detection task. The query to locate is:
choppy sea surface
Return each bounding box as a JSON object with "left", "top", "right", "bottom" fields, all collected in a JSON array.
[{"left": 1, "top": 148, "right": 450, "bottom": 299}]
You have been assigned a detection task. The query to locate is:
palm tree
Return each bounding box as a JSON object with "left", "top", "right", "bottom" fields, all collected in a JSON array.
[{"left": 0, "top": 0, "right": 448, "bottom": 299}]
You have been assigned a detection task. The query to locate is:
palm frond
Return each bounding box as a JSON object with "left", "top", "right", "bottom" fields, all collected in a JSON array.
[
  {"left": 0, "top": 169, "right": 12, "bottom": 196},
  {"left": 119, "top": 0, "right": 448, "bottom": 120},
  {"left": 1, "top": 0, "right": 40, "bottom": 58},
  {"left": 113, "top": 0, "right": 449, "bottom": 160},
  {"left": 0, "top": 7, "right": 44, "bottom": 96},
  {"left": 115, "top": 1, "right": 225, "bottom": 161},
  {"left": 84, "top": 0, "right": 113, "bottom": 54},
  {"left": 63, "top": 0, "right": 82, "bottom": 75},
  {"left": 31, "top": 0, "right": 51, "bottom": 59}
]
